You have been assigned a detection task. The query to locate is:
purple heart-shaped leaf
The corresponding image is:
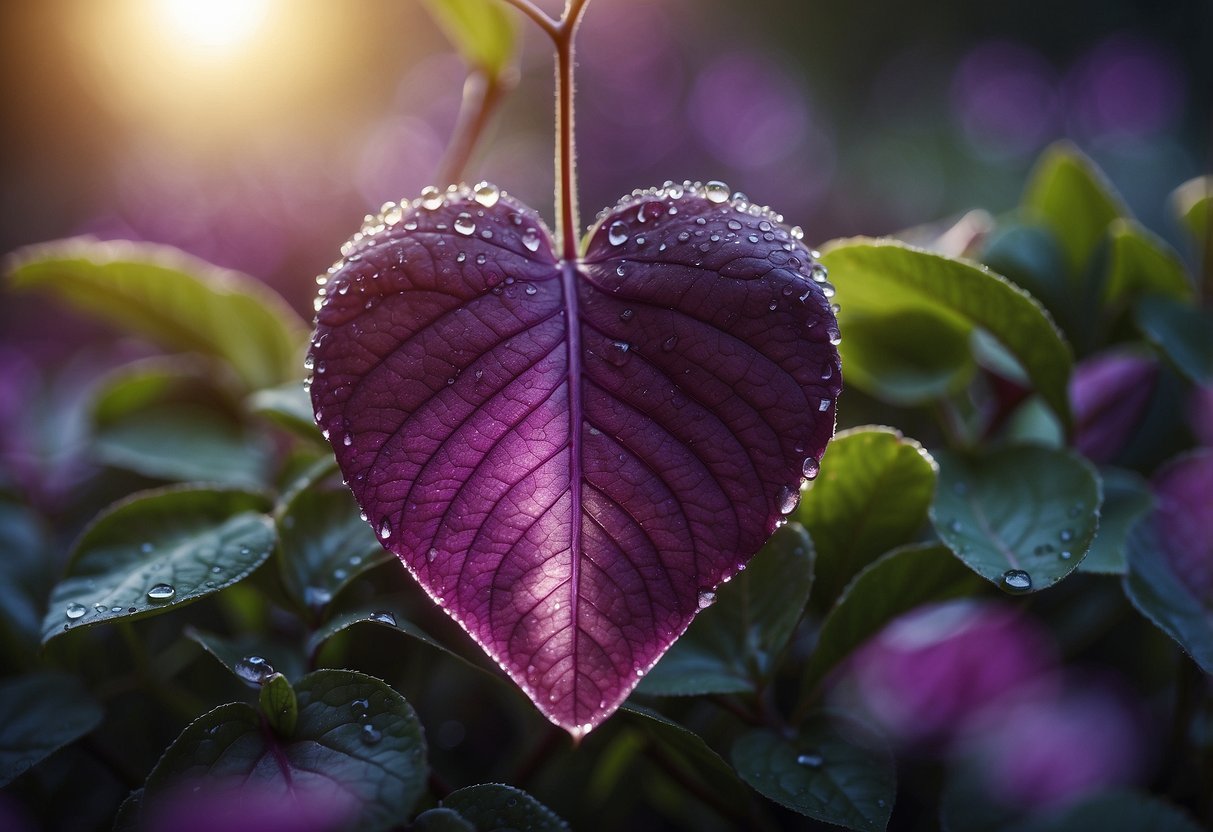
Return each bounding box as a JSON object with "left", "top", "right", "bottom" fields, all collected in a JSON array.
[{"left": 308, "top": 182, "right": 841, "bottom": 735}]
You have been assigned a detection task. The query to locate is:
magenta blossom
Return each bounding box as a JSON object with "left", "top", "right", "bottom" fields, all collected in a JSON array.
[
  {"left": 844, "top": 600, "right": 1057, "bottom": 746},
  {"left": 1069, "top": 350, "right": 1158, "bottom": 463}
]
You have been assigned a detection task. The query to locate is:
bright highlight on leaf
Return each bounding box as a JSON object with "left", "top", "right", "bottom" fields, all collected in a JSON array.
[{"left": 308, "top": 181, "right": 841, "bottom": 734}]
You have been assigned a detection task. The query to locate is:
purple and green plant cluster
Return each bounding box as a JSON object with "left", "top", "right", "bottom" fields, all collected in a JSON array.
[{"left": 1, "top": 1, "right": 1211, "bottom": 831}]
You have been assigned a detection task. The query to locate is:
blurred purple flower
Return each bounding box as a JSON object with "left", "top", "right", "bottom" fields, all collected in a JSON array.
[
  {"left": 1069, "top": 350, "right": 1158, "bottom": 463},
  {"left": 1151, "top": 449, "right": 1213, "bottom": 604},
  {"left": 1188, "top": 384, "right": 1213, "bottom": 447},
  {"left": 844, "top": 600, "right": 1056, "bottom": 746},
  {"left": 951, "top": 40, "right": 1059, "bottom": 158},
  {"left": 145, "top": 779, "right": 356, "bottom": 832},
  {"left": 1064, "top": 35, "right": 1184, "bottom": 142},
  {"left": 962, "top": 676, "right": 1145, "bottom": 810}
]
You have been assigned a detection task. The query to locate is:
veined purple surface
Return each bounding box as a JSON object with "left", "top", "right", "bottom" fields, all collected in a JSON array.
[{"left": 308, "top": 182, "right": 842, "bottom": 735}]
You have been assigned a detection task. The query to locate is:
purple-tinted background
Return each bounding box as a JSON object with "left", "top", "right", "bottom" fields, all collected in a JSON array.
[{"left": 1, "top": 0, "right": 1209, "bottom": 326}]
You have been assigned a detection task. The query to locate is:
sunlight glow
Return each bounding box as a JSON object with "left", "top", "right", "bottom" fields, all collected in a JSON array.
[{"left": 153, "top": 0, "right": 272, "bottom": 51}]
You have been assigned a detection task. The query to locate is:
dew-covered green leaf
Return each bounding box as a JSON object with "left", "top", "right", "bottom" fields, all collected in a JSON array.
[
  {"left": 797, "top": 427, "right": 937, "bottom": 607},
  {"left": 93, "top": 403, "right": 271, "bottom": 488},
  {"left": 187, "top": 626, "right": 308, "bottom": 684},
  {"left": 621, "top": 704, "right": 751, "bottom": 807},
  {"left": 307, "top": 603, "right": 456, "bottom": 661},
  {"left": 1022, "top": 142, "right": 1126, "bottom": 277},
  {"left": 1170, "top": 174, "right": 1211, "bottom": 251},
  {"left": 800, "top": 544, "right": 984, "bottom": 696},
  {"left": 258, "top": 673, "right": 298, "bottom": 737},
  {"left": 276, "top": 483, "right": 392, "bottom": 616},
  {"left": 1135, "top": 295, "right": 1213, "bottom": 385},
  {"left": 442, "top": 783, "right": 569, "bottom": 832},
  {"left": 43, "top": 487, "right": 275, "bottom": 643},
  {"left": 0, "top": 672, "right": 104, "bottom": 787},
  {"left": 1104, "top": 219, "right": 1194, "bottom": 306},
  {"left": 1079, "top": 467, "right": 1152, "bottom": 575},
  {"left": 1003, "top": 790, "right": 1204, "bottom": 832},
  {"left": 980, "top": 223, "right": 1072, "bottom": 334},
  {"left": 144, "top": 669, "right": 427, "bottom": 832},
  {"left": 821, "top": 239, "right": 1072, "bottom": 426},
  {"left": 420, "top": 0, "right": 518, "bottom": 76},
  {"left": 639, "top": 524, "right": 813, "bottom": 696},
  {"left": 1124, "top": 518, "right": 1213, "bottom": 675},
  {"left": 732, "top": 713, "right": 895, "bottom": 831},
  {"left": 930, "top": 447, "right": 1101, "bottom": 593},
  {"left": 6, "top": 238, "right": 307, "bottom": 391},
  {"left": 247, "top": 381, "right": 323, "bottom": 441}
]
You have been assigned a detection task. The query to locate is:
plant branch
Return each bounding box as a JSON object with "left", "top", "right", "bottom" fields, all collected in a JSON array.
[
  {"left": 497, "top": 0, "right": 559, "bottom": 38},
  {"left": 436, "top": 66, "right": 517, "bottom": 187}
]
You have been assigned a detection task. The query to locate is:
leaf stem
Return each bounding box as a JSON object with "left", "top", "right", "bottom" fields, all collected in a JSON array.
[
  {"left": 436, "top": 66, "right": 517, "bottom": 187},
  {"left": 498, "top": 0, "right": 591, "bottom": 258}
]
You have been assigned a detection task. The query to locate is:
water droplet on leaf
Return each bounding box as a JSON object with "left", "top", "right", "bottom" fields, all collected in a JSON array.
[
  {"left": 369, "top": 610, "right": 397, "bottom": 626},
  {"left": 146, "top": 583, "right": 175, "bottom": 602},
  {"left": 65, "top": 603, "right": 86, "bottom": 620},
  {"left": 608, "top": 221, "right": 629, "bottom": 246},
  {"left": 360, "top": 724, "right": 382, "bottom": 745},
  {"left": 1001, "top": 569, "right": 1032, "bottom": 593},
  {"left": 454, "top": 213, "right": 476, "bottom": 236},
  {"left": 473, "top": 181, "right": 500, "bottom": 207},
  {"left": 704, "top": 181, "right": 730, "bottom": 203},
  {"left": 234, "top": 655, "right": 274, "bottom": 687},
  {"left": 796, "top": 752, "right": 823, "bottom": 768}
]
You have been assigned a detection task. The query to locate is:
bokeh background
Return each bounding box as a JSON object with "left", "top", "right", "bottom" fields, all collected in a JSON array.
[{"left": 2, "top": 0, "right": 1209, "bottom": 319}]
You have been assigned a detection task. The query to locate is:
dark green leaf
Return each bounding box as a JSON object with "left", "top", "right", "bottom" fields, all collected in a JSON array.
[
  {"left": 1021, "top": 142, "right": 1126, "bottom": 277},
  {"left": 247, "top": 381, "right": 324, "bottom": 441},
  {"left": 1104, "top": 219, "right": 1194, "bottom": 305},
  {"left": 145, "top": 669, "right": 427, "bottom": 831},
  {"left": 113, "top": 789, "right": 143, "bottom": 832},
  {"left": 639, "top": 524, "right": 813, "bottom": 695},
  {"left": 442, "top": 783, "right": 569, "bottom": 832},
  {"left": 420, "top": 0, "right": 518, "bottom": 76},
  {"left": 187, "top": 626, "right": 308, "bottom": 684},
  {"left": 821, "top": 239, "right": 1072, "bottom": 426},
  {"left": 732, "top": 713, "right": 895, "bottom": 831},
  {"left": 621, "top": 704, "right": 751, "bottom": 808},
  {"left": 1170, "top": 174, "right": 1211, "bottom": 251},
  {"left": 276, "top": 483, "right": 392, "bottom": 616},
  {"left": 6, "top": 238, "right": 307, "bottom": 391},
  {"left": 798, "top": 427, "right": 937, "bottom": 607},
  {"left": 980, "top": 223, "right": 1072, "bottom": 334},
  {"left": 1079, "top": 468, "right": 1152, "bottom": 575},
  {"left": 1004, "top": 790, "right": 1204, "bottom": 832},
  {"left": 308, "top": 603, "right": 458, "bottom": 661},
  {"left": 800, "top": 544, "right": 984, "bottom": 696},
  {"left": 0, "top": 499, "right": 48, "bottom": 656},
  {"left": 414, "top": 807, "right": 477, "bottom": 832},
  {"left": 43, "top": 487, "right": 275, "bottom": 643},
  {"left": 1124, "top": 519, "right": 1213, "bottom": 674},
  {"left": 93, "top": 403, "right": 270, "bottom": 488},
  {"left": 931, "top": 447, "right": 1101, "bottom": 593},
  {"left": 1135, "top": 295, "right": 1213, "bottom": 385},
  {"left": 258, "top": 673, "right": 298, "bottom": 736},
  {"left": 0, "top": 672, "right": 104, "bottom": 786}
]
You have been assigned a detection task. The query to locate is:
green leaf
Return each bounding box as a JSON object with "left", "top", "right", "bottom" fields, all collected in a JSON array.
[
  {"left": 1124, "top": 518, "right": 1213, "bottom": 674},
  {"left": 0, "top": 672, "right": 104, "bottom": 787},
  {"left": 797, "top": 427, "right": 937, "bottom": 607},
  {"left": 1079, "top": 467, "right": 1152, "bottom": 575},
  {"left": 258, "top": 673, "right": 298, "bottom": 736},
  {"left": 6, "top": 238, "right": 307, "bottom": 391},
  {"left": 144, "top": 669, "right": 427, "bottom": 831},
  {"left": 820, "top": 239, "right": 1073, "bottom": 427},
  {"left": 732, "top": 713, "right": 895, "bottom": 831},
  {"left": 1022, "top": 142, "right": 1126, "bottom": 277},
  {"left": 1170, "top": 174, "right": 1211, "bottom": 251},
  {"left": 1104, "top": 219, "right": 1194, "bottom": 305},
  {"left": 93, "top": 403, "right": 270, "bottom": 488},
  {"left": 276, "top": 483, "right": 392, "bottom": 616},
  {"left": 420, "top": 0, "right": 518, "bottom": 76},
  {"left": 1003, "top": 790, "right": 1204, "bottom": 832},
  {"left": 308, "top": 604, "right": 460, "bottom": 663},
  {"left": 187, "top": 626, "right": 308, "bottom": 684},
  {"left": 247, "top": 381, "right": 323, "bottom": 442},
  {"left": 638, "top": 524, "right": 814, "bottom": 695},
  {"left": 840, "top": 310, "right": 975, "bottom": 403},
  {"left": 43, "top": 487, "right": 275, "bottom": 643},
  {"left": 800, "top": 544, "right": 984, "bottom": 696},
  {"left": 621, "top": 704, "right": 751, "bottom": 808},
  {"left": 1135, "top": 295, "right": 1213, "bottom": 385},
  {"left": 980, "top": 224, "right": 1072, "bottom": 333},
  {"left": 442, "top": 784, "right": 569, "bottom": 832},
  {"left": 0, "top": 499, "right": 49, "bottom": 657},
  {"left": 930, "top": 447, "right": 1101, "bottom": 593}
]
